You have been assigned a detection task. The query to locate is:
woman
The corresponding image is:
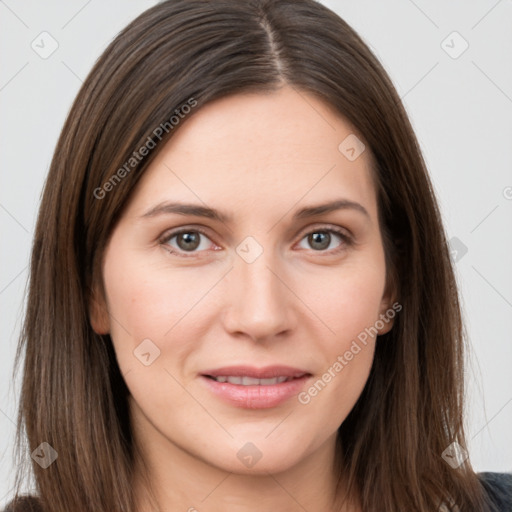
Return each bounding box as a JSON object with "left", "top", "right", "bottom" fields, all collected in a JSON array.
[{"left": 5, "top": 0, "right": 511, "bottom": 511}]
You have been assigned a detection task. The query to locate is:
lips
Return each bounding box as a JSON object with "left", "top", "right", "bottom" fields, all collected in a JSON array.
[{"left": 200, "top": 365, "right": 312, "bottom": 409}]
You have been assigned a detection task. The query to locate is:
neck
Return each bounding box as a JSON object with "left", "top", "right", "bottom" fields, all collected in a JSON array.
[{"left": 131, "top": 414, "right": 356, "bottom": 512}]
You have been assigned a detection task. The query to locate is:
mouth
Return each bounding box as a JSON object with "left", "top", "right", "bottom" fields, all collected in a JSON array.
[
  {"left": 199, "top": 365, "right": 312, "bottom": 409},
  {"left": 205, "top": 375, "right": 300, "bottom": 385}
]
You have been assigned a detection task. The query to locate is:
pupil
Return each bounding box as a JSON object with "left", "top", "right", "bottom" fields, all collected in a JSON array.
[
  {"left": 178, "top": 232, "right": 200, "bottom": 251},
  {"left": 309, "top": 232, "right": 330, "bottom": 250}
]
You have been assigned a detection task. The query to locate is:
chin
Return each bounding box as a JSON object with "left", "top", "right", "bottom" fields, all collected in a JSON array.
[{"left": 201, "top": 436, "right": 317, "bottom": 476}]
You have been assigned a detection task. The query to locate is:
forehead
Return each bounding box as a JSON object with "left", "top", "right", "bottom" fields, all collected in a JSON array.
[{"left": 126, "top": 86, "right": 378, "bottom": 220}]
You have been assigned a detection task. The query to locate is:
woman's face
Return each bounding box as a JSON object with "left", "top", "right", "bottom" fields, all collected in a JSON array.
[{"left": 91, "top": 86, "right": 394, "bottom": 475}]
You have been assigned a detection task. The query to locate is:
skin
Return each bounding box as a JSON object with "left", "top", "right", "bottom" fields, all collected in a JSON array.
[{"left": 90, "top": 86, "right": 395, "bottom": 512}]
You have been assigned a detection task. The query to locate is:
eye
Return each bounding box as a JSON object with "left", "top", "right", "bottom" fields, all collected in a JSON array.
[
  {"left": 159, "top": 225, "right": 352, "bottom": 258},
  {"left": 297, "top": 227, "right": 352, "bottom": 254},
  {"left": 160, "top": 228, "right": 216, "bottom": 256}
]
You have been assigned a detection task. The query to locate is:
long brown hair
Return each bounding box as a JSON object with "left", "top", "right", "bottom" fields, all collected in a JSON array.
[{"left": 9, "top": 0, "right": 490, "bottom": 510}]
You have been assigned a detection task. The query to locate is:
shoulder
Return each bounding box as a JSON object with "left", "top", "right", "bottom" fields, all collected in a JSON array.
[
  {"left": 1, "top": 496, "right": 42, "bottom": 512},
  {"left": 478, "top": 472, "right": 512, "bottom": 512}
]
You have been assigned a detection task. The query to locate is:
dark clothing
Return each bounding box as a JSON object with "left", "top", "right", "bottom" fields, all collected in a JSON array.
[
  {"left": 3, "top": 472, "right": 511, "bottom": 511},
  {"left": 479, "top": 472, "right": 512, "bottom": 512}
]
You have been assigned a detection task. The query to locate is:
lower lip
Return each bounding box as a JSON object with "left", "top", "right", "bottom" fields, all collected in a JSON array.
[{"left": 200, "top": 375, "right": 311, "bottom": 409}]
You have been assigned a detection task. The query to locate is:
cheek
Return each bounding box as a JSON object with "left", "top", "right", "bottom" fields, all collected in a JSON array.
[
  {"left": 101, "top": 243, "right": 210, "bottom": 372},
  {"left": 292, "top": 253, "right": 386, "bottom": 414},
  {"left": 300, "top": 253, "right": 387, "bottom": 346}
]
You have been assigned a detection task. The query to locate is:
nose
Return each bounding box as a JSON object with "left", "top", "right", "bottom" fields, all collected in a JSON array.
[{"left": 220, "top": 248, "right": 296, "bottom": 343}]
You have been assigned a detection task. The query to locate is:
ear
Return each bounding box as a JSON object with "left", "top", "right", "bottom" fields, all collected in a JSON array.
[
  {"left": 376, "top": 278, "right": 399, "bottom": 336},
  {"left": 88, "top": 283, "right": 110, "bottom": 335}
]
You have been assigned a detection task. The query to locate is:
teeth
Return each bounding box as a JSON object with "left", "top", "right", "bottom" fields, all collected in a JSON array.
[
  {"left": 212, "top": 376, "right": 292, "bottom": 385},
  {"left": 242, "top": 376, "right": 260, "bottom": 385}
]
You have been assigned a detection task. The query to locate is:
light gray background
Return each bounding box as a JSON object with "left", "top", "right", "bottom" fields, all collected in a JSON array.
[{"left": 1, "top": 0, "right": 511, "bottom": 505}]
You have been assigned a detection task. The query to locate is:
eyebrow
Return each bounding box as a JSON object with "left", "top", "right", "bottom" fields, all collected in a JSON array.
[{"left": 140, "top": 198, "right": 370, "bottom": 223}]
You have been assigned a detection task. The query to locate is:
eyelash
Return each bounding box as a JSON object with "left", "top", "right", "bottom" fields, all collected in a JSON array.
[{"left": 158, "top": 225, "right": 353, "bottom": 258}]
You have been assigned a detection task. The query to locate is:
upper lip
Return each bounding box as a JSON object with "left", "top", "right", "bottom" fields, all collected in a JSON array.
[{"left": 202, "top": 365, "right": 310, "bottom": 379}]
